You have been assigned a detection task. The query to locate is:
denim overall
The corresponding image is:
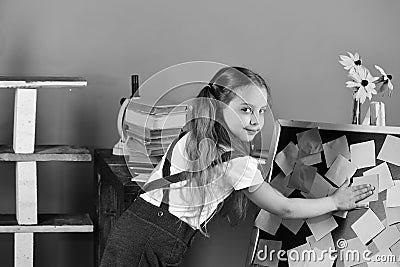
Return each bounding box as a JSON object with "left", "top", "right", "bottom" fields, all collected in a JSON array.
[{"left": 100, "top": 132, "right": 243, "bottom": 267}]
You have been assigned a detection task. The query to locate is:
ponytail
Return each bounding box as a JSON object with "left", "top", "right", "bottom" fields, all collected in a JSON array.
[{"left": 183, "top": 84, "right": 227, "bottom": 236}]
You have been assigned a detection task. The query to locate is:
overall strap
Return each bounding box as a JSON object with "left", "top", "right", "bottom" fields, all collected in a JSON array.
[
  {"left": 142, "top": 131, "right": 187, "bottom": 193},
  {"left": 159, "top": 133, "right": 181, "bottom": 207},
  {"left": 159, "top": 149, "right": 244, "bottom": 210},
  {"left": 142, "top": 149, "right": 245, "bottom": 193}
]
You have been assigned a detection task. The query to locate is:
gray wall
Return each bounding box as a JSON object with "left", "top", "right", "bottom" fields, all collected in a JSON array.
[{"left": 0, "top": 1, "right": 399, "bottom": 266}]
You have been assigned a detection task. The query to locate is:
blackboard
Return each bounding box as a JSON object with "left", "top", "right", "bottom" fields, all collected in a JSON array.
[{"left": 246, "top": 119, "right": 400, "bottom": 267}]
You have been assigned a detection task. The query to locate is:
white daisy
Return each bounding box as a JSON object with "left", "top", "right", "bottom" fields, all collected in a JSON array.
[
  {"left": 346, "top": 66, "right": 379, "bottom": 103},
  {"left": 375, "top": 65, "right": 394, "bottom": 96},
  {"left": 339, "top": 52, "right": 362, "bottom": 71}
]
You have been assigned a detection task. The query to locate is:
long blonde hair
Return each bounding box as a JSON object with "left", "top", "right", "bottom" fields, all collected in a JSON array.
[{"left": 184, "top": 67, "right": 271, "bottom": 236}]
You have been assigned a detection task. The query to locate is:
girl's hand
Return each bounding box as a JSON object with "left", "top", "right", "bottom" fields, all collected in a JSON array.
[{"left": 331, "top": 180, "right": 375, "bottom": 211}]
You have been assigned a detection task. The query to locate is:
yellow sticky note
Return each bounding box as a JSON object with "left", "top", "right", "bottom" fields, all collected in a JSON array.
[
  {"left": 282, "top": 218, "right": 304, "bottom": 235},
  {"left": 275, "top": 141, "right": 299, "bottom": 176},
  {"left": 350, "top": 140, "right": 376, "bottom": 169},
  {"left": 306, "top": 233, "right": 335, "bottom": 251},
  {"left": 306, "top": 214, "right": 338, "bottom": 241},
  {"left": 373, "top": 224, "right": 400, "bottom": 251},
  {"left": 340, "top": 237, "right": 368, "bottom": 267},
  {"left": 363, "top": 162, "right": 394, "bottom": 193},
  {"left": 287, "top": 242, "right": 311, "bottom": 267},
  {"left": 386, "top": 181, "right": 400, "bottom": 208},
  {"left": 325, "top": 154, "right": 357, "bottom": 187},
  {"left": 288, "top": 162, "right": 317, "bottom": 193},
  {"left": 323, "top": 135, "right": 351, "bottom": 168},
  {"left": 377, "top": 135, "right": 400, "bottom": 167},
  {"left": 296, "top": 128, "right": 323, "bottom": 156},
  {"left": 383, "top": 200, "right": 400, "bottom": 226},
  {"left": 254, "top": 209, "right": 282, "bottom": 235},
  {"left": 308, "top": 173, "right": 335, "bottom": 199},
  {"left": 351, "top": 209, "right": 385, "bottom": 244},
  {"left": 270, "top": 172, "right": 295, "bottom": 197}
]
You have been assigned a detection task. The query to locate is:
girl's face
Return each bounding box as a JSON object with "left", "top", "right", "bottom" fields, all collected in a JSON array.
[{"left": 222, "top": 85, "right": 269, "bottom": 142}]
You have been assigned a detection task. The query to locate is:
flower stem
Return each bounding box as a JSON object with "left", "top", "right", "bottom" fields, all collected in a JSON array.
[{"left": 352, "top": 99, "right": 362, "bottom": 125}]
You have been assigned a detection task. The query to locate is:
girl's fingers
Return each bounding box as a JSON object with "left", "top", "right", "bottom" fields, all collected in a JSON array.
[
  {"left": 351, "top": 184, "right": 372, "bottom": 192},
  {"left": 353, "top": 187, "right": 373, "bottom": 196}
]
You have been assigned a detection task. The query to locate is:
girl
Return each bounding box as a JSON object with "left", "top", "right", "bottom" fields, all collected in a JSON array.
[{"left": 100, "top": 66, "right": 374, "bottom": 267}]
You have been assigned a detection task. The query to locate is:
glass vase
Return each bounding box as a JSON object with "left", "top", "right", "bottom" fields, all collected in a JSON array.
[{"left": 352, "top": 99, "right": 362, "bottom": 125}]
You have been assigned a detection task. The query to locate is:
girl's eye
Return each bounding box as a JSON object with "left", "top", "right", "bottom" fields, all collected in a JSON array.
[
  {"left": 241, "top": 107, "right": 252, "bottom": 113},
  {"left": 260, "top": 109, "right": 266, "bottom": 114}
]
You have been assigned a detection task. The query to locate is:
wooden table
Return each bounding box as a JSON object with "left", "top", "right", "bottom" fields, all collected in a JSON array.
[{"left": 93, "top": 149, "right": 143, "bottom": 266}]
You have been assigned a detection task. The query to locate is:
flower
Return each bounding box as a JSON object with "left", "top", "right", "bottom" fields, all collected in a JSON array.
[
  {"left": 346, "top": 66, "right": 379, "bottom": 103},
  {"left": 339, "top": 52, "right": 394, "bottom": 104},
  {"left": 375, "top": 65, "right": 394, "bottom": 96},
  {"left": 339, "top": 52, "right": 362, "bottom": 71}
]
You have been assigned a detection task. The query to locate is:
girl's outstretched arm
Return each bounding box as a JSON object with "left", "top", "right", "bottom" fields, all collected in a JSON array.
[{"left": 244, "top": 180, "right": 374, "bottom": 219}]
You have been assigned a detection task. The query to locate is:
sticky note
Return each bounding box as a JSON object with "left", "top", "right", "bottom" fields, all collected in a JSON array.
[
  {"left": 333, "top": 210, "right": 348, "bottom": 218},
  {"left": 306, "top": 214, "right": 338, "bottom": 241},
  {"left": 350, "top": 140, "right": 376, "bottom": 169},
  {"left": 373, "top": 224, "right": 400, "bottom": 251},
  {"left": 351, "top": 209, "right": 385, "bottom": 244},
  {"left": 390, "top": 240, "right": 400, "bottom": 257},
  {"left": 288, "top": 162, "right": 317, "bottom": 193},
  {"left": 323, "top": 135, "right": 351, "bottom": 168},
  {"left": 287, "top": 242, "right": 311, "bottom": 267},
  {"left": 340, "top": 237, "right": 368, "bottom": 267},
  {"left": 282, "top": 218, "right": 304, "bottom": 235},
  {"left": 270, "top": 172, "right": 295, "bottom": 197},
  {"left": 254, "top": 209, "right": 282, "bottom": 235},
  {"left": 275, "top": 141, "right": 299, "bottom": 176},
  {"left": 386, "top": 181, "right": 400, "bottom": 208},
  {"left": 325, "top": 154, "right": 357, "bottom": 187},
  {"left": 308, "top": 173, "right": 335, "bottom": 199},
  {"left": 383, "top": 200, "right": 400, "bottom": 226},
  {"left": 363, "top": 162, "right": 394, "bottom": 193},
  {"left": 377, "top": 135, "right": 400, "bottom": 167},
  {"left": 296, "top": 128, "right": 323, "bottom": 156},
  {"left": 306, "top": 233, "right": 335, "bottom": 251},
  {"left": 299, "top": 152, "right": 322, "bottom": 166}
]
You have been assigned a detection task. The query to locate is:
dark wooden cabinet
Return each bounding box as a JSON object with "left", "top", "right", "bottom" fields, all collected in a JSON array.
[{"left": 93, "top": 149, "right": 142, "bottom": 266}]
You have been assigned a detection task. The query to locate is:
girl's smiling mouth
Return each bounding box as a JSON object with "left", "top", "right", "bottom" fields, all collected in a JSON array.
[{"left": 244, "top": 128, "right": 260, "bottom": 134}]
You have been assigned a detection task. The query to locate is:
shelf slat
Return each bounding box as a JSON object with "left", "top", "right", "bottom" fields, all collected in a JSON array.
[
  {"left": 0, "top": 145, "right": 92, "bottom": 162},
  {"left": 0, "top": 77, "right": 87, "bottom": 89},
  {"left": 0, "top": 213, "right": 93, "bottom": 233}
]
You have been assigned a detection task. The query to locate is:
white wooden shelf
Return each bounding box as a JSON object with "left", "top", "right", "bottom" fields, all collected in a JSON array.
[
  {"left": 0, "top": 76, "right": 87, "bottom": 89},
  {"left": 0, "top": 76, "right": 91, "bottom": 267},
  {"left": 0, "top": 145, "right": 92, "bottom": 162},
  {"left": 0, "top": 214, "right": 93, "bottom": 233}
]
